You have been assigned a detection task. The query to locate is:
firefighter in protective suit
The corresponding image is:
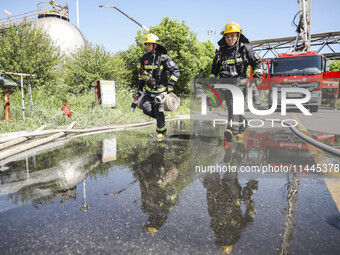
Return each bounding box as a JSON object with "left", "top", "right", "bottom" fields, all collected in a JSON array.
[
  {"left": 133, "top": 33, "right": 180, "bottom": 142},
  {"left": 211, "top": 22, "right": 263, "bottom": 142},
  {"left": 202, "top": 139, "right": 258, "bottom": 254},
  {"left": 131, "top": 144, "right": 179, "bottom": 235}
]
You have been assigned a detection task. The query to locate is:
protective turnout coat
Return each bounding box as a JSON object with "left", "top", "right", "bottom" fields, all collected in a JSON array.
[
  {"left": 211, "top": 36, "right": 262, "bottom": 82},
  {"left": 138, "top": 50, "right": 180, "bottom": 94}
]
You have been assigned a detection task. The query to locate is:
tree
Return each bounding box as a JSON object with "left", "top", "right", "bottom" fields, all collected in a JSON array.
[
  {"left": 196, "top": 41, "right": 216, "bottom": 78},
  {"left": 63, "top": 43, "right": 132, "bottom": 93},
  {"left": 330, "top": 60, "right": 340, "bottom": 71},
  {"left": 329, "top": 60, "right": 340, "bottom": 101},
  {"left": 123, "top": 17, "right": 215, "bottom": 95},
  {"left": 0, "top": 24, "right": 61, "bottom": 91}
]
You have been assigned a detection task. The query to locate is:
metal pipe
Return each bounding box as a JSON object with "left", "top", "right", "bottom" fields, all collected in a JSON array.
[
  {"left": 20, "top": 76, "right": 25, "bottom": 120},
  {"left": 99, "top": 4, "right": 149, "bottom": 31},
  {"left": 3, "top": 72, "right": 36, "bottom": 77},
  {"left": 28, "top": 81, "right": 33, "bottom": 112},
  {"left": 3, "top": 72, "right": 36, "bottom": 117},
  {"left": 3, "top": 89, "right": 10, "bottom": 120}
]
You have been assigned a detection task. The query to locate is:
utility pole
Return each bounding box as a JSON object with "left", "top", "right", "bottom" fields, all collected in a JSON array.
[
  {"left": 76, "top": 0, "right": 80, "bottom": 29},
  {"left": 207, "top": 27, "right": 216, "bottom": 43}
]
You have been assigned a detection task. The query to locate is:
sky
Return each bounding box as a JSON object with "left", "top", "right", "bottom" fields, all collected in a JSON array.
[{"left": 1, "top": 0, "right": 339, "bottom": 54}]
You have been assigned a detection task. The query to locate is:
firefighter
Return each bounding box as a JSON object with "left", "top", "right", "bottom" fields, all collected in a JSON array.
[
  {"left": 202, "top": 140, "right": 258, "bottom": 254},
  {"left": 133, "top": 33, "right": 180, "bottom": 142},
  {"left": 131, "top": 144, "right": 179, "bottom": 235},
  {"left": 202, "top": 173, "right": 258, "bottom": 254},
  {"left": 211, "top": 22, "right": 263, "bottom": 142}
]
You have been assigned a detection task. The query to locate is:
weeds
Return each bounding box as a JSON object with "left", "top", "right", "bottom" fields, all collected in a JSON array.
[{"left": 0, "top": 87, "right": 190, "bottom": 133}]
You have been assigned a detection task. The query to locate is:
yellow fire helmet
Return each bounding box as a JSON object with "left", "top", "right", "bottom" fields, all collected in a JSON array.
[
  {"left": 220, "top": 245, "right": 233, "bottom": 254},
  {"left": 222, "top": 22, "right": 242, "bottom": 36},
  {"left": 147, "top": 227, "right": 159, "bottom": 235},
  {"left": 143, "top": 33, "right": 160, "bottom": 45},
  {"left": 143, "top": 33, "right": 167, "bottom": 53}
]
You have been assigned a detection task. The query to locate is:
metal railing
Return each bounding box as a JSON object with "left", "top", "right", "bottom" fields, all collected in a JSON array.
[
  {"left": 250, "top": 31, "right": 340, "bottom": 60},
  {"left": 0, "top": 10, "right": 39, "bottom": 29},
  {"left": 0, "top": 1, "right": 70, "bottom": 29},
  {"left": 37, "top": 1, "right": 69, "bottom": 20}
]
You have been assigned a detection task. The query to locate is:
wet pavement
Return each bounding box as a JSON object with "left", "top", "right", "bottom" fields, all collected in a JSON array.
[{"left": 0, "top": 120, "right": 340, "bottom": 254}]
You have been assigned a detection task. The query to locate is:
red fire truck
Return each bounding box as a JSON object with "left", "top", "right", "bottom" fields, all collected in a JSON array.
[
  {"left": 255, "top": 0, "right": 340, "bottom": 112},
  {"left": 242, "top": 129, "right": 335, "bottom": 166},
  {"left": 258, "top": 51, "right": 340, "bottom": 112}
]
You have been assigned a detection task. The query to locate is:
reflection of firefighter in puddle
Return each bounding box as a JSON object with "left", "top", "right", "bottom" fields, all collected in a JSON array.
[
  {"left": 202, "top": 140, "right": 258, "bottom": 254},
  {"left": 132, "top": 145, "right": 179, "bottom": 235}
]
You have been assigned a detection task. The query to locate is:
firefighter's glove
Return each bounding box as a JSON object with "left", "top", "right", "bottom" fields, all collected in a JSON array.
[
  {"left": 153, "top": 85, "right": 164, "bottom": 93},
  {"left": 140, "top": 71, "right": 152, "bottom": 82},
  {"left": 132, "top": 91, "right": 142, "bottom": 101}
]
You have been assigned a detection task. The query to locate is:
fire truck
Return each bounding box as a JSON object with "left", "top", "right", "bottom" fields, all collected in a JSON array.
[
  {"left": 242, "top": 129, "right": 335, "bottom": 166},
  {"left": 253, "top": 0, "right": 340, "bottom": 112},
  {"left": 258, "top": 51, "right": 340, "bottom": 112}
]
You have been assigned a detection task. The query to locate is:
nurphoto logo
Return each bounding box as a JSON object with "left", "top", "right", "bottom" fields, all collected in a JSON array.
[{"left": 199, "top": 84, "right": 312, "bottom": 116}]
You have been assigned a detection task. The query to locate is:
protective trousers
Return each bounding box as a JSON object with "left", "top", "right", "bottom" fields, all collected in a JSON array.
[
  {"left": 224, "top": 89, "right": 247, "bottom": 136},
  {"left": 142, "top": 94, "right": 166, "bottom": 134}
]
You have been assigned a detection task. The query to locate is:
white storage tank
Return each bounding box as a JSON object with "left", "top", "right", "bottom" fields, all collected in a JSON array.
[{"left": 33, "top": 1, "right": 86, "bottom": 55}]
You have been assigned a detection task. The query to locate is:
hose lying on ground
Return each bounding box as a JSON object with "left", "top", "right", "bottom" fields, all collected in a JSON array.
[
  {"left": 0, "top": 116, "right": 189, "bottom": 162},
  {"left": 0, "top": 119, "right": 159, "bottom": 144},
  {"left": 289, "top": 125, "right": 340, "bottom": 157},
  {"left": 0, "top": 122, "right": 76, "bottom": 161}
]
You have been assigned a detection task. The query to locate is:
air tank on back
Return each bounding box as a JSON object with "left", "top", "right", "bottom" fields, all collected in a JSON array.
[{"left": 33, "top": 1, "right": 86, "bottom": 56}]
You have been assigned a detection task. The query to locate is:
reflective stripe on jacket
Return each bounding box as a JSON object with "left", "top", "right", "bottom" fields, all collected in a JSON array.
[{"left": 138, "top": 51, "right": 180, "bottom": 93}]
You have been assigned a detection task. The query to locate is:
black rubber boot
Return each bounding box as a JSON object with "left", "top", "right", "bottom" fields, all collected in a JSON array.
[{"left": 224, "top": 129, "right": 233, "bottom": 142}]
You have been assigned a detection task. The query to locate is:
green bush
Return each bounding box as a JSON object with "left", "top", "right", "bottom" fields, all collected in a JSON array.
[
  {"left": 63, "top": 43, "right": 132, "bottom": 94},
  {"left": 0, "top": 24, "right": 61, "bottom": 92}
]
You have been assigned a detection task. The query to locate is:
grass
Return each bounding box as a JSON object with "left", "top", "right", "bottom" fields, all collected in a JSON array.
[{"left": 0, "top": 87, "right": 190, "bottom": 134}]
